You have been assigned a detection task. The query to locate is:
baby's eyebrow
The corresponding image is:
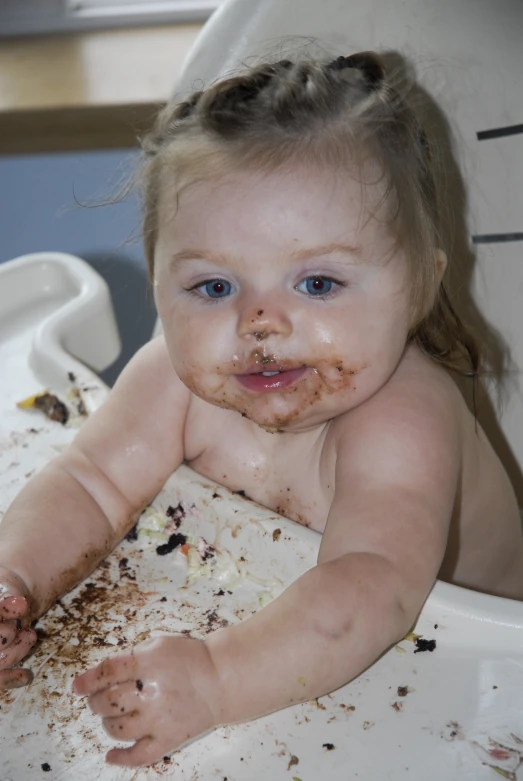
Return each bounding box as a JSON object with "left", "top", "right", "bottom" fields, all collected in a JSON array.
[
  {"left": 170, "top": 249, "right": 231, "bottom": 266},
  {"left": 170, "top": 242, "right": 363, "bottom": 267},
  {"left": 289, "top": 242, "right": 364, "bottom": 262}
]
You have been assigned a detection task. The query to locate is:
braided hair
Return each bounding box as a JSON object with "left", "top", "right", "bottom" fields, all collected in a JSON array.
[{"left": 140, "top": 51, "right": 479, "bottom": 383}]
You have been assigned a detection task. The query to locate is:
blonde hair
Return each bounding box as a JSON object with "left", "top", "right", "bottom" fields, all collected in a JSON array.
[{"left": 139, "top": 51, "right": 479, "bottom": 380}]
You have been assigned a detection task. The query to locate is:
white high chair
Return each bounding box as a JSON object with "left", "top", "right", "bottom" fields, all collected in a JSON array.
[{"left": 1, "top": 1, "right": 523, "bottom": 778}]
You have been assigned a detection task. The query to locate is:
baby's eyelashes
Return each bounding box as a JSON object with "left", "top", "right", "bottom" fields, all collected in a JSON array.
[
  {"left": 295, "top": 275, "right": 343, "bottom": 297},
  {"left": 188, "top": 279, "right": 235, "bottom": 300}
]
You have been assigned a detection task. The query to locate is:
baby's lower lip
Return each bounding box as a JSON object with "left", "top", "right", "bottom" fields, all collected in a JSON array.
[{"left": 236, "top": 368, "right": 308, "bottom": 393}]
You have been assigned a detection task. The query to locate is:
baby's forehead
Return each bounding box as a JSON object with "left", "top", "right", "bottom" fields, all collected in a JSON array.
[{"left": 158, "top": 161, "right": 393, "bottom": 237}]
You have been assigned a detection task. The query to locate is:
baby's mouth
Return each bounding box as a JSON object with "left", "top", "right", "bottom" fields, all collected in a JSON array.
[{"left": 235, "top": 365, "right": 308, "bottom": 393}]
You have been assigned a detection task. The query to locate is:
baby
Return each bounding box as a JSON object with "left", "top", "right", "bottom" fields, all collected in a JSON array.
[{"left": 1, "top": 51, "right": 522, "bottom": 768}]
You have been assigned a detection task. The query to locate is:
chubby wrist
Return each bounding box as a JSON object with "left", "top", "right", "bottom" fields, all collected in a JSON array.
[{"left": 202, "top": 629, "right": 239, "bottom": 727}]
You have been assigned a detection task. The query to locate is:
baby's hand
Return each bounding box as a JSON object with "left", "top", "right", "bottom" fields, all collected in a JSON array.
[
  {"left": 0, "top": 568, "right": 38, "bottom": 690},
  {"left": 73, "top": 635, "right": 219, "bottom": 767}
]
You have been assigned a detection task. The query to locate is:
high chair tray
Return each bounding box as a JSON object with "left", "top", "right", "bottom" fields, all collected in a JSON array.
[{"left": 1, "top": 253, "right": 523, "bottom": 781}]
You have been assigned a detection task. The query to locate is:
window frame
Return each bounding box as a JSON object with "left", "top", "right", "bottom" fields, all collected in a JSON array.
[{"left": 0, "top": 0, "right": 222, "bottom": 37}]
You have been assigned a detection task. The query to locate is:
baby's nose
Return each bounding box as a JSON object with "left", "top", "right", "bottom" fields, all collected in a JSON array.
[{"left": 237, "top": 303, "right": 292, "bottom": 340}]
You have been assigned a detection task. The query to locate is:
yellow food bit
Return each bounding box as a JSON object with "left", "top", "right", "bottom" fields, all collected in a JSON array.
[
  {"left": 492, "top": 769, "right": 515, "bottom": 779},
  {"left": 16, "top": 391, "right": 49, "bottom": 409},
  {"left": 395, "top": 645, "right": 407, "bottom": 654},
  {"left": 404, "top": 632, "right": 421, "bottom": 643},
  {"left": 298, "top": 676, "right": 306, "bottom": 686}
]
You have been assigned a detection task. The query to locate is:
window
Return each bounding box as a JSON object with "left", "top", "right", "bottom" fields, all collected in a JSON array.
[{"left": 0, "top": 0, "right": 225, "bottom": 37}]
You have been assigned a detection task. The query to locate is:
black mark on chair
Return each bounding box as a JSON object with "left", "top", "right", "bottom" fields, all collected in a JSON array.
[
  {"left": 477, "top": 123, "right": 523, "bottom": 141},
  {"left": 472, "top": 233, "right": 523, "bottom": 244}
]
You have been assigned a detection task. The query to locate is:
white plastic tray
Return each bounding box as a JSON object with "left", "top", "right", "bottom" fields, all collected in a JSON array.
[{"left": 1, "top": 253, "right": 523, "bottom": 781}]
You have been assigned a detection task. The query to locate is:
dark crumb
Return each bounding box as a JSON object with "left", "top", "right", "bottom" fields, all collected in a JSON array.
[
  {"left": 118, "top": 558, "right": 129, "bottom": 569},
  {"left": 434, "top": 624, "right": 439, "bottom": 629},
  {"left": 68, "top": 371, "right": 76, "bottom": 382},
  {"left": 160, "top": 596, "right": 167, "bottom": 602},
  {"left": 156, "top": 532, "right": 187, "bottom": 556},
  {"left": 125, "top": 523, "right": 138, "bottom": 542},
  {"left": 77, "top": 398, "right": 87, "bottom": 416},
  {"left": 41, "top": 763, "right": 51, "bottom": 771},
  {"left": 323, "top": 743, "right": 335, "bottom": 750},
  {"left": 391, "top": 701, "right": 403, "bottom": 712},
  {"left": 272, "top": 528, "right": 281, "bottom": 542},
  {"left": 28, "top": 427, "right": 40, "bottom": 434},
  {"left": 397, "top": 686, "right": 409, "bottom": 697},
  {"left": 215, "top": 589, "right": 225, "bottom": 596},
  {"left": 165, "top": 503, "right": 185, "bottom": 528},
  {"left": 414, "top": 638, "right": 436, "bottom": 653},
  {"left": 212, "top": 492, "right": 220, "bottom": 499},
  {"left": 93, "top": 637, "right": 110, "bottom": 646},
  {"left": 33, "top": 393, "right": 69, "bottom": 425},
  {"left": 288, "top": 754, "right": 299, "bottom": 769},
  {"left": 15, "top": 619, "right": 22, "bottom": 631},
  {"left": 162, "top": 756, "right": 171, "bottom": 763},
  {"left": 136, "top": 679, "right": 143, "bottom": 691},
  {"left": 234, "top": 489, "right": 247, "bottom": 497}
]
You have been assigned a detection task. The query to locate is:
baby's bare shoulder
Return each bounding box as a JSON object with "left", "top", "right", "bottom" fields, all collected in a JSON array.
[{"left": 331, "top": 347, "right": 465, "bottom": 473}]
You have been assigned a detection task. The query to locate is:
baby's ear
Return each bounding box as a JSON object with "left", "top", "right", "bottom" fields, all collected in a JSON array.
[{"left": 435, "top": 248, "right": 447, "bottom": 286}]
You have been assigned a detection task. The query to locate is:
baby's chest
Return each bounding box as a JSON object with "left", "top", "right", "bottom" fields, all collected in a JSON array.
[{"left": 186, "top": 438, "right": 332, "bottom": 533}]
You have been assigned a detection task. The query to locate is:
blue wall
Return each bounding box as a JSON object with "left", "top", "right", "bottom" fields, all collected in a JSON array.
[{"left": 0, "top": 149, "right": 157, "bottom": 384}]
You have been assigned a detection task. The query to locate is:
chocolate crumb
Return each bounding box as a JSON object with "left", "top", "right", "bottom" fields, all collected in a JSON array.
[
  {"left": 272, "top": 528, "right": 281, "bottom": 542},
  {"left": 434, "top": 624, "right": 439, "bottom": 629},
  {"left": 33, "top": 393, "right": 69, "bottom": 425},
  {"left": 136, "top": 679, "right": 143, "bottom": 691},
  {"left": 215, "top": 589, "right": 225, "bottom": 596},
  {"left": 41, "top": 763, "right": 51, "bottom": 771},
  {"left": 125, "top": 523, "right": 138, "bottom": 542},
  {"left": 391, "top": 701, "right": 403, "bottom": 712},
  {"left": 288, "top": 754, "right": 299, "bottom": 769},
  {"left": 414, "top": 638, "right": 436, "bottom": 653},
  {"left": 68, "top": 372, "right": 76, "bottom": 382},
  {"left": 234, "top": 489, "right": 247, "bottom": 497},
  {"left": 160, "top": 596, "right": 167, "bottom": 602},
  {"left": 118, "top": 558, "right": 129, "bottom": 569},
  {"left": 397, "top": 686, "right": 409, "bottom": 697},
  {"left": 323, "top": 743, "right": 335, "bottom": 750},
  {"left": 166, "top": 503, "right": 185, "bottom": 528},
  {"left": 156, "top": 533, "right": 187, "bottom": 556}
]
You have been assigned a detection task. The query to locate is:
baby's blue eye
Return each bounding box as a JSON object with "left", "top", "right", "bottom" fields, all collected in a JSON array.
[
  {"left": 297, "top": 276, "right": 335, "bottom": 296},
  {"left": 196, "top": 279, "right": 234, "bottom": 298}
]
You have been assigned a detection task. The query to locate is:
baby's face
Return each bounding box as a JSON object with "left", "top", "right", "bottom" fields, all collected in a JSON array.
[{"left": 154, "top": 164, "right": 412, "bottom": 432}]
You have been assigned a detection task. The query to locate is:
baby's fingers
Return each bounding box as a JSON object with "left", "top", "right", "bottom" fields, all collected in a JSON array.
[
  {"left": 0, "top": 628, "right": 37, "bottom": 669},
  {"left": 74, "top": 651, "right": 137, "bottom": 697},
  {"left": 0, "top": 667, "right": 33, "bottom": 691},
  {"left": 0, "top": 594, "right": 29, "bottom": 623},
  {"left": 106, "top": 736, "right": 164, "bottom": 768},
  {"left": 89, "top": 679, "right": 144, "bottom": 717},
  {"left": 0, "top": 618, "right": 18, "bottom": 649}
]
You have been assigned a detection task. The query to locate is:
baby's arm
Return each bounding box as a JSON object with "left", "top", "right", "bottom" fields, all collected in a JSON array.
[
  {"left": 206, "top": 390, "right": 460, "bottom": 723},
  {"left": 0, "top": 337, "right": 189, "bottom": 684},
  {"left": 75, "top": 386, "right": 460, "bottom": 767}
]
